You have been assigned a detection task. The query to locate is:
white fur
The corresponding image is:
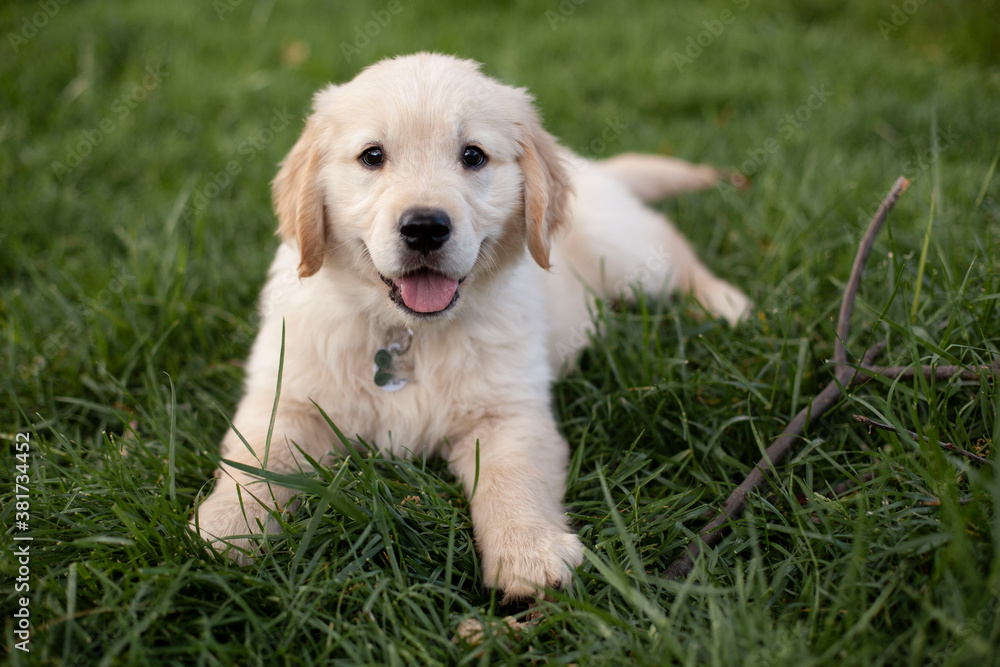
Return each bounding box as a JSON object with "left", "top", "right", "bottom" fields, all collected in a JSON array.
[{"left": 191, "top": 53, "right": 750, "bottom": 602}]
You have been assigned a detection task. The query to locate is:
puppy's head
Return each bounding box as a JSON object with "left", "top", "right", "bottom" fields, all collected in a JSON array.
[{"left": 272, "top": 52, "right": 570, "bottom": 321}]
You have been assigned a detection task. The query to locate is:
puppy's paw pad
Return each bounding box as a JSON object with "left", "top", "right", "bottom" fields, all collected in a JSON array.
[
  {"left": 189, "top": 492, "right": 281, "bottom": 564},
  {"left": 483, "top": 526, "right": 584, "bottom": 602},
  {"left": 702, "top": 279, "right": 752, "bottom": 326}
]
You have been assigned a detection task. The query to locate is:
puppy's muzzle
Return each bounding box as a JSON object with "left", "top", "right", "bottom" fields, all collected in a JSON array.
[{"left": 399, "top": 208, "right": 451, "bottom": 253}]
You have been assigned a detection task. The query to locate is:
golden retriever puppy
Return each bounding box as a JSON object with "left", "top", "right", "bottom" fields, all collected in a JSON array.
[{"left": 192, "top": 52, "right": 749, "bottom": 601}]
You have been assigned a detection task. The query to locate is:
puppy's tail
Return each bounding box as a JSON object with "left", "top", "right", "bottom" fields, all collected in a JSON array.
[{"left": 597, "top": 153, "right": 725, "bottom": 203}]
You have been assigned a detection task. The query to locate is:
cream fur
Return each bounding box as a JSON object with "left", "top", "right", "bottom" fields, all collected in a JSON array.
[{"left": 191, "top": 52, "right": 750, "bottom": 602}]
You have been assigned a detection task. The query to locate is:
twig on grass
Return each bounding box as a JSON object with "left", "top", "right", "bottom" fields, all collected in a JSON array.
[
  {"left": 664, "top": 176, "right": 910, "bottom": 581},
  {"left": 852, "top": 414, "right": 992, "bottom": 466},
  {"left": 859, "top": 360, "right": 1000, "bottom": 382}
]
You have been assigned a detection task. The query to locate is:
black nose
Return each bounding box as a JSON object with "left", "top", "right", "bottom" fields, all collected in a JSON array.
[{"left": 399, "top": 208, "right": 451, "bottom": 253}]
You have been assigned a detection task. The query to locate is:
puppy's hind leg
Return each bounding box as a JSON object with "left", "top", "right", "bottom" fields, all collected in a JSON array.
[
  {"left": 598, "top": 153, "right": 724, "bottom": 202},
  {"left": 567, "top": 164, "right": 751, "bottom": 326},
  {"left": 630, "top": 209, "right": 751, "bottom": 326},
  {"left": 672, "top": 240, "right": 753, "bottom": 327}
]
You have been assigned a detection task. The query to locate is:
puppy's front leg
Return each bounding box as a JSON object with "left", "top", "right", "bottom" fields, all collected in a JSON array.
[
  {"left": 448, "top": 413, "right": 584, "bottom": 602},
  {"left": 192, "top": 462, "right": 296, "bottom": 564},
  {"left": 192, "top": 401, "right": 331, "bottom": 563}
]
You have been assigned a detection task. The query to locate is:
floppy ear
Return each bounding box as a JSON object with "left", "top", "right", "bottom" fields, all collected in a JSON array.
[
  {"left": 519, "top": 117, "right": 572, "bottom": 270},
  {"left": 272, "top": 119, "right": 327, "bottom": 278}
]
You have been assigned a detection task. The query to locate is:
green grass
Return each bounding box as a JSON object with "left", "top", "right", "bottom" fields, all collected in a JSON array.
[{"left": 3, "top": 0, "right": 1000, "bottom": 664}]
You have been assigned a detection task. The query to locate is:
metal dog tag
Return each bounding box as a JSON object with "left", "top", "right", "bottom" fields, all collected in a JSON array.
[{"left": 373, "top": 328, "right": 413, "bottom": 392}]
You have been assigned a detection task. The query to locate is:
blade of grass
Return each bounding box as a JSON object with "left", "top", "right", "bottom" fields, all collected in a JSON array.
[
  {"left": 975, "top": 136, "right": 1000, "bottom": 207},
  {"left": 910, "top": 195, "right": 934, "bottom": 319},
  {"left": 262, "top": 320, "right": 286, "bottom": 469}
]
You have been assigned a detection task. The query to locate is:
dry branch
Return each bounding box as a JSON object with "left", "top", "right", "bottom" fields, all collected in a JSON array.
[
  {"left": 664, "top": 176, "right": 910, "bottom": 581},
  {"left": 852, "top": 414, "right": 992, "bottom": 466},
  {"left": 859, "top": 360, "right": 1000, "bottom": 382}
]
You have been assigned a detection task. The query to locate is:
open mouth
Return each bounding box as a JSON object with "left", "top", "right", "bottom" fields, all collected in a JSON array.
[{"left": 380, "top": 268, "right": 463, "bottom": 316}]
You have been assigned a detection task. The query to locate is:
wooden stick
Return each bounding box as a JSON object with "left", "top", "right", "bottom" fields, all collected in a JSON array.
[
  {"left": 852, "top": 414, "right": 992, "bottom": 466},
  {"left": 833, "top": 179, "right": 908, "bottom": 365},
  {"left": 664, "top": 177, "right": 910, "bottom": 581},
  {"left": 859, "top": 361, "right": 999, "bottom": 382}
]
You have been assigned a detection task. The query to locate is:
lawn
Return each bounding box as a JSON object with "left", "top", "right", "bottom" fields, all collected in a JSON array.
[{"left": 3, "top": 0, "right": 1000, "bottom": 664}]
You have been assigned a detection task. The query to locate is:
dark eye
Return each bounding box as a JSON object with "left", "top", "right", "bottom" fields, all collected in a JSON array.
[
  {"left": 360, "top": 146, "right": 384, "bottom": 167},
  {"left": 462, "top": 145, "right": 487, "bottom": 169}
]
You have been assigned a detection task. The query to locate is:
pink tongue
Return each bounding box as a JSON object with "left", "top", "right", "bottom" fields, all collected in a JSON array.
[{"left": 394, "top": 271, "right": 459, "bottom": 313}]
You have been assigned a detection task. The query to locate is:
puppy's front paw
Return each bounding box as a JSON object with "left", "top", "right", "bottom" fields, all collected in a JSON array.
[
  {"left": 190, "top": 487, "right": 282, "bottom": 564},
  {"left": 480, "top": 523, "right": 584, "bottom": 603},
  {"left": 700, "top": 277, "right": 752, "bottom": 326}
]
